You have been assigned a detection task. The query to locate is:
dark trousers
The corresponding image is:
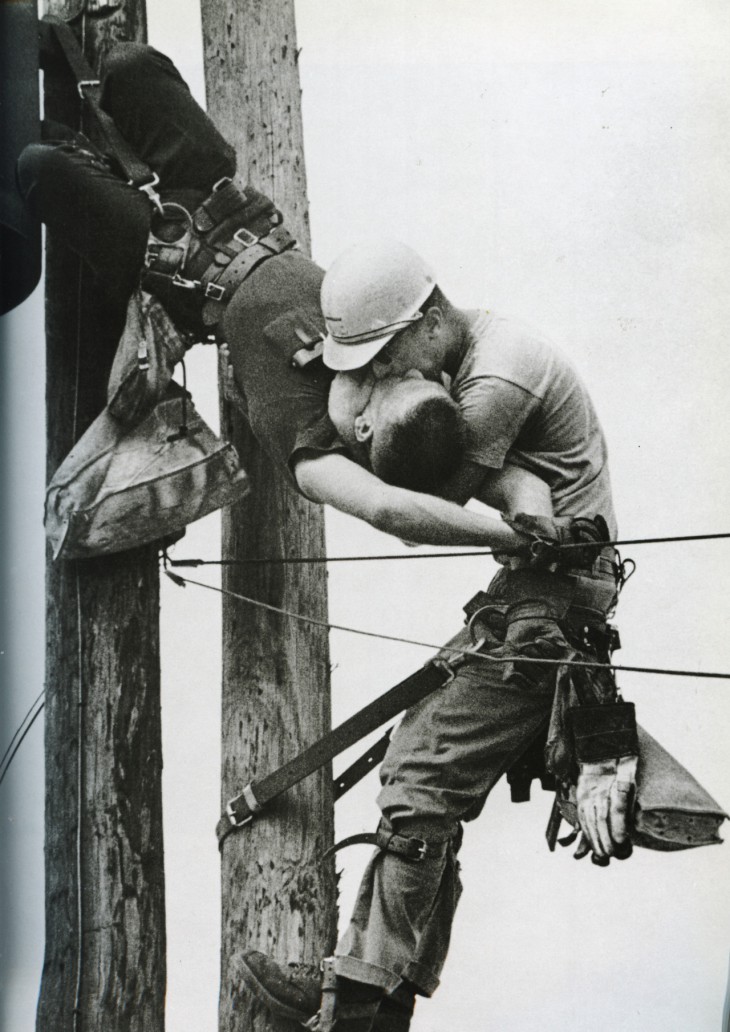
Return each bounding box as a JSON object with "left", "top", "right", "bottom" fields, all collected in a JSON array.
[{"left": 17, "top": 43, "right": 235, "bottom": 314}]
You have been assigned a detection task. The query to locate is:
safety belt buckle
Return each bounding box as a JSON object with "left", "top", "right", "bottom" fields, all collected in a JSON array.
[
  {"left": 77, "top": 78, "right": 100, "bottom": 98},
  {"left": 413, "top": 838, "right": 428, "bottom": 861},
  {"left": 172, "top": 272, "right": 202, "bottom": 291},
  {"left": 432, "top": 636, "right": 487, "bottom": 683},
  {"left": 225, "top": 799, "right": 253, "bottom": 829},
  {"left": 234, "top": 226, "right": 259, "bottom": 248},
  {"left": 204, "top": 282, "right": 226, "bottom": 301},
  {"left": 138, "top": 173, "right": 163, "bottom": 213}
]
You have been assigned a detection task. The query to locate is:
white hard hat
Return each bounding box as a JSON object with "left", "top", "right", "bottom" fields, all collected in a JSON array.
[{"left": 321, "top": 240, "right": 437, "bottom": 371}]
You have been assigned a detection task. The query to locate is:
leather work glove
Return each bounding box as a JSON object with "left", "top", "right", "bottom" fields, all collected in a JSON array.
[
  {"left": 503, "top": 513, "right": 610, "bottom": 570},
  {"left": 567, "top": 702, "right": 639, "bottom": 864},
  {"left": 573, "top": 755, "right": 638, "bottom": 863},
  {"left": 500, "top": 599, "right": 572, "bottom": 691}
]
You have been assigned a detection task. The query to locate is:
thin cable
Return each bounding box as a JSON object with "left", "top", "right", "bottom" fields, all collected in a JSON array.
[
  {"left": 72, "top": 36, "right": 87, "bottom": 1027},
  {"left": 165, "top": 530, "right": 730, "bottom": 568},
  {"left": 165, "top": 571, "right": 730, "bottom": 681},
  {"left": 73, "top": 569, "right": 85, "bottom": 1032},
  {"left": 0, "top": 703, "right": 45, "bottom": 790},
  {"left": 0, "top": 689, "right": 46, "bottom": 774}
]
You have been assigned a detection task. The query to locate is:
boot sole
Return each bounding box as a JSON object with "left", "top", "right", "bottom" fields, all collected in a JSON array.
[{"left": 239, "top": 956, "right": 317, "bottom": 1024}]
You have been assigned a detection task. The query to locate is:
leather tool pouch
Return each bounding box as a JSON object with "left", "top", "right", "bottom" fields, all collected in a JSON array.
[{"left": 45, "top": 391, "right": 249, "bottom": 560}]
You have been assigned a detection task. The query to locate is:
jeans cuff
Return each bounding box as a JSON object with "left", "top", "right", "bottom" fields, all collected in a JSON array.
[
  {"left": 333, "top": 956, "right": 402, "bottom": 994},
  {"left": 401, "top": 960, "right": 441, "bottom": 997}
]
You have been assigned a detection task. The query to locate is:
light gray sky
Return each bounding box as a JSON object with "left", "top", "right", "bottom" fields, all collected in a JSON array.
[{"left": 2, "top": 2, "right": 730, "bottom": 1030}]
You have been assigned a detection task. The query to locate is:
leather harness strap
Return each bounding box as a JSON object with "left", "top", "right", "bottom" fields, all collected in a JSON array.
[
  {"left": 199, "top": 222, "right": 295, "bottom": 325},
  {"left": 216, "top": 662, "right": 451, "bottom": 848},
  {"left": 333, "top": 727, "right": 393, "bottom": 801},
  {"left": 44, "top": 18, "right": 297, "bottom": 325},
  {"left": 43, "top": 18, "right": 159, "bottom": 194},
  {"left": 322, "top": 827, "right": 447, "bottom": 864}
]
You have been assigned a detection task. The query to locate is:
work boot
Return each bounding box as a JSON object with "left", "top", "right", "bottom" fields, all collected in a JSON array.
[
  {"left": 240, "top": 950, "right": 321, "bottom": 1023},
  {"left": 241, "top": 951, "right": 383, "bottom": 1030},
  {"left": 373, "top": 983, "right": 416, "bottom": 1032}
]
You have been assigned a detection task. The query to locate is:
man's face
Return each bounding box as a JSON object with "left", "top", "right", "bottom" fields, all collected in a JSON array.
[
  {"left": 328, "top": 368, "right": 449, "bottom": 458},
  {"left": 367, "top": 315, "right": 443, "bottom": 381},
  {"left": 328, "top": 310, "right": 447, "bottom": 451}
]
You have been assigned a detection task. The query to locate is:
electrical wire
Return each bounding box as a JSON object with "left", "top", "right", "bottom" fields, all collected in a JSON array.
[
  {"left": 164, "top": 530, "right": 730, "bottom": 568},
  {"left": 0, "top": 689, "right": 46, "bottom": 776},
  {"left": 165, "top": 570, "right": 730, "bottom": 681},
  {"left": 0, "top": 700, "right": 45, "bottom": 791}
]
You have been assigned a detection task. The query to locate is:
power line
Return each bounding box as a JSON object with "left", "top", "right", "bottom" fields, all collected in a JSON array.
[
  {"left": 0, "top": 688, "right": 45, "bottom": 774},
  {"left": 165, "top": 530, "right": 730, "bottom": 567},
  {"left": 0, "top": 698, "right": 45, "bottom": 791},
  {"left": 165, "top": 570, "right": 730, "bottom": 681}
]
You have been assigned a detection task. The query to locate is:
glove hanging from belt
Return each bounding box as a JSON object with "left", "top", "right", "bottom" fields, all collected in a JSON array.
[{"left": 494, "top": 514, "right": 640, "bottom": 863}]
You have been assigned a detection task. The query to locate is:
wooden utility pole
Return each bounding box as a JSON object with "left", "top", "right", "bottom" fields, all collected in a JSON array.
[
  {"left": 38, "top": 4, "right": 165, "bottom": 1031},
  {"left": 200, "top": 3, "right": 336, "bottom": 1030}
]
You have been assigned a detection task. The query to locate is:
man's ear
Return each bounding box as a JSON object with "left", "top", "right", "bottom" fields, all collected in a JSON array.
[
  {"left": 423, "top": 305, "right": 444, "bottom": 337},
  {"left": 354, "top": 413, "right": 374, "bottom": 443}
]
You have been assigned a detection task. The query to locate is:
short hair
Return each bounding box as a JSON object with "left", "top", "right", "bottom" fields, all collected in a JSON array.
[
  {"left": 418, "top": 283, "right": 449, "bottom": 315},
  {"left": 370, "top": 391, "right": 467, "bottom": 493}
]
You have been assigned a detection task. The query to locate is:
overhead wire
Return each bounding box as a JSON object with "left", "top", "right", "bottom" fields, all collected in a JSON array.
[
  {"left": 0, "top": 696, "right": 45, "bottom": 791},
  {"left": 164, "top": 530, "right": 730, "bottom": 567},
  {"left": 165, "top": 570, "right": 730, "bottom": 682},
  {"left": 3, "top": 532, "right": 727, "bottom": 790}
]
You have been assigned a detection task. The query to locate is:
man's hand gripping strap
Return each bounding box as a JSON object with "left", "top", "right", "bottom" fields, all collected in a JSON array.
[{"left": 503, "top": 512, "right": 612, "bottom": 571}]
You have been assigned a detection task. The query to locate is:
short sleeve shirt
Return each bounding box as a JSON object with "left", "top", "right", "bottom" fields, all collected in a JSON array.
[
  {"left": 451, "top": 311, "right": 617, "bottom": 535},
  {"left": 221, "top": 250, "right": 348, "bottom": 487}
]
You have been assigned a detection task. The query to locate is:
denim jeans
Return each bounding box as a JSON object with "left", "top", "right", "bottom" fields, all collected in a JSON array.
[{"left": 334, "top": 623, "right": 555, "bottom": 996}]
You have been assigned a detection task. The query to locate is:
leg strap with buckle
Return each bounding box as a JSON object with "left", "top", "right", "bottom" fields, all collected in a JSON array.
[{"left": 322, "top": 825, "right": 445, "bottom": 864}]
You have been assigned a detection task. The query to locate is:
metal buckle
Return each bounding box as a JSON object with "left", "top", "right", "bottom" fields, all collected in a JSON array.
[
  {"left": 86, "top": 0, "right": 122, "bottom": 13},
  {"left": 137, "top": 173, "right": 164, "bottom": 214},
  {"left": 204, "top": 282, "right": 226, "bottom": 301},
  {"left": 433, "top": 636, "right": 487, "bottom": 683},
  {"left": 234, "top": 226, "right": 259, "bottom": 248},
  {"left": 225, "top": 800, "right": 253, "bottom": 829},
  {"left": 213, "top": 176, "right": 233, "bottom": 192},
  {"left": 143, "top": 243, "right": 161, "bottom": 268},
  {"left": 172, "top": 272, "right": 202, "bottom": 291},
  {"left": 413, "top": 838, "right": 428, "bottom": 861},
  {"left": 77, "top": 78, "right": 100, "bottom": 98}
]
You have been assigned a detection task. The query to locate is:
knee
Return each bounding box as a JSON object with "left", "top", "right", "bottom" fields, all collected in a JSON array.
[
  {"left": 102, "top": 42, "right": 156, "bottom": 84},
  {"left": 16, "top": 144, "right": 51, "bottom": 202},
  {"left": 379, "top": 816, "right": 462, "bottom": 852}
]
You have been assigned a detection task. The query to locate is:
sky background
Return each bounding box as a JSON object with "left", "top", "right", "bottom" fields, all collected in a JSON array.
[{"left": 2, "top": 1, "right": 730, "bottom": 1030}]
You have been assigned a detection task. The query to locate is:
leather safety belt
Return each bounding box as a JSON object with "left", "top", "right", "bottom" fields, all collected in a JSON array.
[{"left": 215, "top": 651, "right": 483, "bottom": 848}]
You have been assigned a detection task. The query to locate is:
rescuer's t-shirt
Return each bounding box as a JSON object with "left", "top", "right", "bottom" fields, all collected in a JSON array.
[
  {"left": 221, "top": 250, "right": 347, "bottom": 488},
  {"left": 451, "top": 310, "right": 617, "bottom": 535}
]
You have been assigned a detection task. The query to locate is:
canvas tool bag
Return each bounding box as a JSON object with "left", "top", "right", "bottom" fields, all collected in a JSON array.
[
  {"left": 45, "top": 392, "right": 249, "bottom": 560},
  {"left": 107, "top": 287, "right": 192, "bottom": 426}
]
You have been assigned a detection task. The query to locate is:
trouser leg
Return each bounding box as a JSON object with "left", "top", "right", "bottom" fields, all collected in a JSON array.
[
  {"left": 16, "top": 44, "right": 236, "bottom": 323},
  {"left": 99, "top": 43, "right": 235, "bottom": 191},
  {"left": 335, "top": 626, "right": 555, "bottom": 996},
  {"left": 335, "top": 820, "right": 462, "bottom": 996},
  {"left": 16, "top": 142, "right": 148, "bottom": 314}
]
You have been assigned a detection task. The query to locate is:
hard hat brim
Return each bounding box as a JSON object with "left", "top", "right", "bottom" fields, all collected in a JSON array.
[{"left": 322, "top": 331, "right": 395, "bottom": 372}]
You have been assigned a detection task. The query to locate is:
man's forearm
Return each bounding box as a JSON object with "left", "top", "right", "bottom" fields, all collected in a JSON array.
[
  {"left": 295, "top": 452, "right": 528, "bottom": 550},
  {"left": 372, "top": 490, "right": 528, "bottom": 548}
]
